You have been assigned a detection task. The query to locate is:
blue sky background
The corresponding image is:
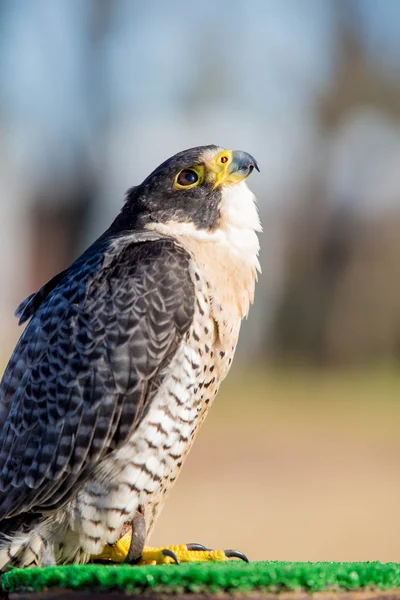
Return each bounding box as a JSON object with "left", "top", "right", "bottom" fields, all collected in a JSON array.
[
  {"left": 1, "top": 0, "right": 398, "bottom": 189},
  {"left": 0, "top": 0, "right": 400, "bottom": 361}
]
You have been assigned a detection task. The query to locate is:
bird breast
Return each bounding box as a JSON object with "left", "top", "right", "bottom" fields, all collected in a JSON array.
[{"left": 72, "top": 260, "right": 240, "bottom": 547}]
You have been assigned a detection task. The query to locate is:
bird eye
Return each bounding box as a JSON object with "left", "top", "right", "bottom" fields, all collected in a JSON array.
[{"left": 176, "top": 169, "right": 199, "bottom": 187}]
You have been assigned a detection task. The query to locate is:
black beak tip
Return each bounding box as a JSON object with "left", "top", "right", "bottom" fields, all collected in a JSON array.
[
  {"left": 248, "top": 154, "right": 260, "bottom": 173},
  {"left": 243, "top": 152, "right": 260, "bottom": 173}
]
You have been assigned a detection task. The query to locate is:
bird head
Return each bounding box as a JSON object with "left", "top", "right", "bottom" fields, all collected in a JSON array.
[{"left": 119, "top": 145, "right": 260, "bottom": 236}]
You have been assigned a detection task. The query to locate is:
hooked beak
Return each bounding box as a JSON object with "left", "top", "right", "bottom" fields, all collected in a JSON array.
[{"left": 213, "top": 150, "right": 260, "bottom": 188}]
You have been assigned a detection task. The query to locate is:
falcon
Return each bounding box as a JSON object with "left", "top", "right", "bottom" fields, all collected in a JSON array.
[{"left": 0, "top": 145, "right": 260, "bottom": 570}]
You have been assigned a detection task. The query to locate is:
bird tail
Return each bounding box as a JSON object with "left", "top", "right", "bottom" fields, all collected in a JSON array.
[{"left": 0, "top": 514, "right": 44, "bottom": 572}]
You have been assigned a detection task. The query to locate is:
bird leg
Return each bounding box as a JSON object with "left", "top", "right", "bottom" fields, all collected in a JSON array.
[
  {"left": 92, "top": 507, "right": 248, "bottom": 565},
  {"left": 125, "top": 509, "right": 147, "bottom": 563}
]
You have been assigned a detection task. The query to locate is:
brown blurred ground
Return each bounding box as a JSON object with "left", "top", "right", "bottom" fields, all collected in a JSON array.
[
  {"left": 151, "top": 367, "right": 400, "bottom": 563},
  {"left": 0, "top": 358, "right": 399, "bottom": 563}
]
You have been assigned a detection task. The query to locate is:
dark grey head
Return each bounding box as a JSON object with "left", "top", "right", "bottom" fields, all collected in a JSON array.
[{"left": 111, "top": 145, "right": 259, "bottom": 233}]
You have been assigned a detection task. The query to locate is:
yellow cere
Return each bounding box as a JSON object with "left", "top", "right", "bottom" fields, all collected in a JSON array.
[
  {"left": 210, "top": 150, "right": 236, "bottom": 189},
  {"left": 213, "top": 149, "right": 232, "bottom": 169}
]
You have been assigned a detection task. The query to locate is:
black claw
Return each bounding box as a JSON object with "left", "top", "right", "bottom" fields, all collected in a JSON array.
[
  {"left": 186, "top": 543, "right": 211, "bottom": 551},
  {"left": 224, "top": 549, "right": 249, "bottom": 563},
  {"left": 161, "top": 548, "right": 180, "bottom": 564}
]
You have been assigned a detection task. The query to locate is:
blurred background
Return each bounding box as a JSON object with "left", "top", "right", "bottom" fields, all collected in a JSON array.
[{"left": 0, "top": 0, "right": 400, "bottom": 562}]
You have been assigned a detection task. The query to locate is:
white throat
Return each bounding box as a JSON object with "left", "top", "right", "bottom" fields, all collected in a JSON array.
[
  {"left": 218, "top": 181, "right": 262, "bottom": 271},
  {"left": 148, "top": 182, "right": 261, "bottom": 270}
]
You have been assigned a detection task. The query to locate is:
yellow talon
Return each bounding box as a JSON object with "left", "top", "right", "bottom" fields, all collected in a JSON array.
[
  {"left": 92, "top": 533, "right": 247, "bottom": 565},
  {"left": 139, "top": 545, "right": 229, "bottom": 565}
]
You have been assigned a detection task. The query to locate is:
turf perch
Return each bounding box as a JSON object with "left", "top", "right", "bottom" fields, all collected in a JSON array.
[{"left": 2, "top": 561, "right": 400, "bottom": 595}]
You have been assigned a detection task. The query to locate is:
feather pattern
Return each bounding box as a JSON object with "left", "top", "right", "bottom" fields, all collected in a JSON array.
[{"left": 0, "top": 234, "right": 194, "bottom": 522}]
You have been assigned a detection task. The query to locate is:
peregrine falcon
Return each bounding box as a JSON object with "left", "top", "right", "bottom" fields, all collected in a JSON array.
[{"left": 0, "top": 145, "right": 260, "bottom": 570}]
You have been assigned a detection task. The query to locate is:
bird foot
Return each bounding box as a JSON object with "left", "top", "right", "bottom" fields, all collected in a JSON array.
[{"left": 93, "top": 534, "right": 248, "bottom": 565}]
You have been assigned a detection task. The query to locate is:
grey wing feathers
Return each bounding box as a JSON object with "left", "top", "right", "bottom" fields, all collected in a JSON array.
[{"left": 0, "top": 236, "right": 195, "bottom": 519}]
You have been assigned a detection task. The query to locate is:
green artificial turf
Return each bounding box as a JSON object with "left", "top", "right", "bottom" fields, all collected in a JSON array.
[{"left": 2, "top": 561, "right": 400, "bottom": 594}]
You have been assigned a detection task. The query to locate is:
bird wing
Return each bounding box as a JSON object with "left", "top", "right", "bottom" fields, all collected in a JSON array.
[{"left": 0, "top": 235, "right": 195, "bottom": 519}]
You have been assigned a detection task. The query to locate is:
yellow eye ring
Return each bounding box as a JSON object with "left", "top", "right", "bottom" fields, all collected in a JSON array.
[{"left": 173, "top": 165, "right": 204, "bottom": 190}]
